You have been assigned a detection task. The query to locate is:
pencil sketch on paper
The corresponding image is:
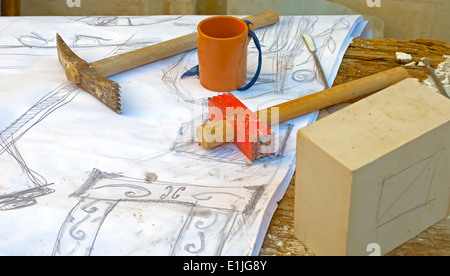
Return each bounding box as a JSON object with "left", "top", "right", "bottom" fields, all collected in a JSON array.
[
  {"left": 53, "top": 168, "right": 266, "bottom": 256},
  {"left": 0, "top": 32, "right": 163, "bottom": 211},
  {"left": 0, "top": 82, "right": 78, "bottom": 210},
  {"left": 169, "top": 119, "right": 294, "bottom": 165},
  {"left": 67, "top": 16, "right": 185, "bottom": 27},
  {"left": 0, "top": 15, "right": 368, "bottom": 255}
]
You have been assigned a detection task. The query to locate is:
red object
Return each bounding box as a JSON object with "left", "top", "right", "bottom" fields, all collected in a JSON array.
[{"left": 209, "top": 93, "right": 275, "bottom": 161}]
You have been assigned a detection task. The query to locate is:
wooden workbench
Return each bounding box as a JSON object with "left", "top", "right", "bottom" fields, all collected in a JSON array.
[{"left": 260, "top": 38, "right": 450, "bottom": 256}]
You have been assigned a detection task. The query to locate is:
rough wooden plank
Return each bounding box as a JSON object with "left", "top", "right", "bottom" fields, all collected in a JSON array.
[
  {"left": 387, "top": 218, "right": 450, "bottom": 256},
  {"left": 333, "top": 38, "right": 450, "bottom": 86},
  {"left": 260, "top": 38, "right": 450, "bottom": 256}
]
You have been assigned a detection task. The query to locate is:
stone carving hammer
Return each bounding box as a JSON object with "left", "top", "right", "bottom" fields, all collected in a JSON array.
[{"left": 197, "top": 67, "right": 410, "bottom": 162}]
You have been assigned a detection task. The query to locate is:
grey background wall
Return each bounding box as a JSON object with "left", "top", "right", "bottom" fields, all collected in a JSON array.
[
  {"left": 226, "top": 0, "right": 449, "bottom": 41},
  {"left": 3, "top": 0, "right": 448, "bottom": 42}
]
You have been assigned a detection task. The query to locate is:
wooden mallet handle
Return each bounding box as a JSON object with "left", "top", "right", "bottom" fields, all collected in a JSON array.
[{"left": 198, "top": 67, "right": 410, "bottom": 149}]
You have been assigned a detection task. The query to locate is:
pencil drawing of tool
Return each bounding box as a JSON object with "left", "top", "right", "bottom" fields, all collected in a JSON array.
[
  {"left": 56, "top": 10, "right": 280, "bottom": 114},
  {"left": 422, "top": 58, "right": 450, "bottom": 99},
  {"left": 197, "top": 67, "right": 410, "bottom": 162},
  {"left": 302, "top": 34, "right": 338, "bottom": 113}
]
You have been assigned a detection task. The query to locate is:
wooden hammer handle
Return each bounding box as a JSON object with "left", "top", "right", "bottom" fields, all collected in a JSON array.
[
  {"left": 198, "top": 67, "right": 410, "bottom": 148},
  {"left": 259, "top": 67, "right": 410, "bottom": 123},
  {"left": 90, "top": 10, "right": 280, "bottom": 77}
]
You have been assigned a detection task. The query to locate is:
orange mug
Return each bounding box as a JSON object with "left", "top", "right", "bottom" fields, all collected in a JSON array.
[{"left": 182, "top": 16, "right": 262, "bottom": 92}]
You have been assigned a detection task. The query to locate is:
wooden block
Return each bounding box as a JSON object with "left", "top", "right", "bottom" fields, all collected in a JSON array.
[{"left": 294, "top": 78, "right": 450, "bottom": 256}]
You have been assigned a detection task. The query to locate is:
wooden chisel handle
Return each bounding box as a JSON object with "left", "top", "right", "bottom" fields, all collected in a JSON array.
[
  {"left": 198, "top": 67, "right": 410, "bottom": 148},
  {"left": 90, "top": 10, "right": 280, "bottom": 77}
]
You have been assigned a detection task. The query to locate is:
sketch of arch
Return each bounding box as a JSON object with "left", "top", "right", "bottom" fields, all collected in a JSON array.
[{"left": 53, "top": 168, "right": 266, "bottom": 256}]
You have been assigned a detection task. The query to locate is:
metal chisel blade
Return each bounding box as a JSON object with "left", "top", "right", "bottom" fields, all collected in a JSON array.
[
  {"left": 303, "top": 34, "right": 338, "bottom": 113},
  {"left": 422, "top": 58, "right": 450, "bottom": 99},
  {"left": 302, "top": 34, "right": 329, "bottom": 89}
]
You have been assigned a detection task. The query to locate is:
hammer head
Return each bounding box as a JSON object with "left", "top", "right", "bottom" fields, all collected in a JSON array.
[
  {"left": 56, "top": 34, "right": 122, "bottom": 114},
  {"left": 208, "top": 93, "right": 275, "bottom": 162}
]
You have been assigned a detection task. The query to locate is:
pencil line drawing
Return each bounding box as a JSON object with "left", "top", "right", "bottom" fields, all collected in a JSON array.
[
  {"left": 0, "top": 132, "right": 55, "bottom": 211},
  {"left": 0, "top": 83, "right": 79, "bottom": 157},
  {"left": 0, "top": 84, "right": 78, "bottom": 211},
  {"left": 375, "top": 148, "right": 443, "bottom": 232},
  {"left": 161, "top": 51, "right": 200, "bottom": 104},
  {"left": 0, "top": 32, "right": 164, "bottom": 211},
  {"left": 0, "top": 15, "right": 367, "bottom": 255},
  {"left": 1, "top": 31, "right": 161, "bottom": 50},
  {"left": 53, "top": 168, "right": 267, "bottom": 256},
  {"left": 169, "top": 119, "right": 294, "bottom": 165},
  {"left": 67, "top": 16, "right": 184, "bottom": 27}
]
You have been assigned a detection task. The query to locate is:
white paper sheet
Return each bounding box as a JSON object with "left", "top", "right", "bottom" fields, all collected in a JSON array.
[{"left": 0, "top": 15, "right": 370, "bottom": 256}]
